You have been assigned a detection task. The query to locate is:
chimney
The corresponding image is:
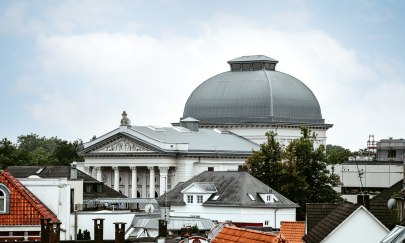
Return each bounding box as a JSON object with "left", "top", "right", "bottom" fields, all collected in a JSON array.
[
  {"left": 70, "top": 162, "right": 77, "bottom": 180},
  {"left": 40, "top": 218, "right": 51, "bottom": 243},
  {"left": 180, "top": 117, "right": 199, "bottom": 131},
  {"left": 357, "top": 193, "right": 370, "bottom": 209},
  {"left": 158, "top": 219, "right": 168, "bottom": 238},
  {"left": 93, "top": 218, "right": 104, "bottom": 243},
  {"left": 114, "top": 222, "right": 126, "bottom": 243}
]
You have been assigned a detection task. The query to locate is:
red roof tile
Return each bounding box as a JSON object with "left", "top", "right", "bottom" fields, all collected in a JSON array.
[
  {"left": 278, "top": 221, "right": 305, "bottom": 243},
  {"left": 212, "top": 226, "right": 277, "bottom": 243},
  {"left": 0, "top": 170, "right": 58, "bottom": 225}
]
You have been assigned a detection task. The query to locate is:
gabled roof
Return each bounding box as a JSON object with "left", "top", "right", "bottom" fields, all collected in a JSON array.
[
  {"left": 157, "top": 171, "right": 297, "bottom": 208},
  {"left": 278, "top": 221, "right": 305, "bottom": 243},
  {"left": 181, "top": 182, "right": 217, "bottom": 194},
  {"left": 80, "top": 125, "right": 259, "bottom": 156},
  {"left": 303, "top": 202, "right": 359, "bottom": 243},
  {"left": 0, "top": 170, "right": 58, "bottom": 225},
  {"left": 211, "top": 226, "right": 277, "bottom": 243}
]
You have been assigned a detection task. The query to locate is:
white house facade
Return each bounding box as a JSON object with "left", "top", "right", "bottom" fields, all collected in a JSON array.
[{"left": 157, "top": 171, "right": 298, "bottom": 228}]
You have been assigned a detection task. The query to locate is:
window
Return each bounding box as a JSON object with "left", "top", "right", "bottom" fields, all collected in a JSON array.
[
  {"left": 212, "top": 195, "right": 220, "bottom": 200},
  {"left": 388, "top": 150, "right": 396, "bottom": 158},
  {"left": 208, "top": 167, "right": 214, "bottom": 171},
  {"left": 248, "top": 194, "right": 255, "bottom": 201},
  {"left": 0, "top": 184, "right": 10, "bottom": 214},
  {"left": 187, "top": 195, "right": 193, "bottom": 203},
  {"left": 0, "top": 190, "right": 5, "bottom": 212},
  {"left": 267, "top": 195, "right": 271, "bottom": 202},
  {"left": 197, "top": 195, "right": 203, "bottom": 203},
  {"left": 264, "top": 220, "right": 269, "bottom": 226}
]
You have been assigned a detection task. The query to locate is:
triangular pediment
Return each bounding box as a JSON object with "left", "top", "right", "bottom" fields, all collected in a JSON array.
[{"left": 90, "top": 137, "right": 154, "bottom": 153}]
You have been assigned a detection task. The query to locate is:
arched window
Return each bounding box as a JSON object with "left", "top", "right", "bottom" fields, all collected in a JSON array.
[{"left": 0, "top": 184, "right": 10, "bottom": 214}]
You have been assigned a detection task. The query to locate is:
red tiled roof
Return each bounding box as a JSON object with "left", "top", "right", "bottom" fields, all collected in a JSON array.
[
  {"left": 0, "top": 170, "right": 58, "bottom": 225},
  {"left": 212, "top": 226, "right": 277, "bottom": 243},
  {"left": 278, "top": 221, "right": 305, "bottom": 243}
]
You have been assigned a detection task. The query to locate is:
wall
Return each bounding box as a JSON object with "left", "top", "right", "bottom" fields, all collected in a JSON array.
[
  {"left": 19, "top": 178, "right": 71, "bottom": 240},
  {"left": 170, "top": 205, "right": 295, "bottom": 228},
  {"left": 322, "top": 207, "right": 388, "bottom": 243},
  {"left": 331, "top": 162, "right": 403, "bottom": 203},
  {"left": 71, "top": 211, "right": 136, "bottom": 240}
]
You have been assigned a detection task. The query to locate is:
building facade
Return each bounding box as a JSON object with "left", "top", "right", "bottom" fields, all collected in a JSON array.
[{"left": 77, "top": 55, "right": 331, "bottom": 198}]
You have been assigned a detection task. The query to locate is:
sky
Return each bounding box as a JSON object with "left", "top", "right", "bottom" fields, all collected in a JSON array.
[{"left": 0, "top": 0, "right": 404, "bottom": 151}]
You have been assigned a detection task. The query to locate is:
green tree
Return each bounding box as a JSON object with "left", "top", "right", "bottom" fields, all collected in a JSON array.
[
  {"left": 245, "top": 131, "right": 284, "bottom": 190},
  {"left": 244, "top": 127, "right": 342, "bottom": 220},
  {"left": 325, "top": 145, "right": 351, "bottom": 164},
  {"left": 1, "top": 134, "right": 84, "bottom": 168}
]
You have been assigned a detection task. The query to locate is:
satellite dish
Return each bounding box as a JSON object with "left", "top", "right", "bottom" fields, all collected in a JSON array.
[
  {"left": 388, "top": 198, "right": 397, "bottom": 210},
  {"left": 145, "top": 204, "right": 155, "bottom": 214}
]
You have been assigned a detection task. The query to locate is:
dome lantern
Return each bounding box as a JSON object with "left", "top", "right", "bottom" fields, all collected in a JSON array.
[{"left": 228, "top": 55, "right": 279, "bottom": 71}]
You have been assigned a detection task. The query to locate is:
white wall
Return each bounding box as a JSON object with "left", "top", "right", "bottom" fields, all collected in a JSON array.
[
  {"left": 322, "top": 207, "right": 388, "bottom": 243},
  {"left": 19, "top": 178, "right": 71, "bottom": 240},
  {"left": 71, "top": 211, "right": 136, "bottom": 240},
  {"left": 227, "top": 126, "right": 328, "bottom": 147},
  {"left": 170, "top": 205, "right": 295, "bottom": 228}
]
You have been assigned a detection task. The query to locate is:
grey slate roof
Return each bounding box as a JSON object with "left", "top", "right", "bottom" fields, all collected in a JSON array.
[
  {"left": 183, "top": 68, "right": 325, "bottom": 125},
  {"left": 81, "top": 125, "right": 260, "bottom": 156},
  {"left": 306, "top": 203, "right": 341, "bottom": 233},
  {"left": 369, "top": 179, "right": 403, "bottom": 228},
  {"left": 228, "top": 55, "right": 278, "bottom": 63},
  {"left": 6, "top": 166, "right": 126, "bottom": 199},
  {"left": 157, "top": 171, "right": 298, "bottom": 208},
  {"left": 303, "top": 202, "right": 359, "bottom": 243},
  {"left": 133, "top": 216, "right": 215, "bottom": 231},
  {"left": 131, "top": 126, "right": 258, "bottom": 152}
]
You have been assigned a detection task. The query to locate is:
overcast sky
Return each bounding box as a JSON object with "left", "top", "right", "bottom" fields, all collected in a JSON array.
[{"left": 1, "top": 0, "right": 404, "bottom": 151}]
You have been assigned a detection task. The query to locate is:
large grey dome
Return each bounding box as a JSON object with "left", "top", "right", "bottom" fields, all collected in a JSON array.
[{"left": 183, "top": 55, "right": 324, "bottom": 124}]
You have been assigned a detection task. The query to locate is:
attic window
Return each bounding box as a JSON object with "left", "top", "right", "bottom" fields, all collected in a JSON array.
[
  {"left": 0, "top": 184, "right": 10, "bottom": 214},
  {"left": 248, "top": 194, "right": 255, "bottom": 201},
  {"left": 212, "top": 195, "right": 220, "bottom": 200}
]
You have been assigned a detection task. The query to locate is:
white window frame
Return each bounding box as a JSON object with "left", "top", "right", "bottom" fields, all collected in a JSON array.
[
  {"left": 0, "top": 184, "right": 10, "bottom": 214},
  {"left": 187, "top": 195, "right": 194, "bottom": 204},
  {"left": 197, "top": 195, "right": 203, "bottom": 204}
]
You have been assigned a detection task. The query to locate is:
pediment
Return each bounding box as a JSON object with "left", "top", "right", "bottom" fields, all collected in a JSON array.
[{"left": 91, "top": 137, "right": 153, "bottom": 153}]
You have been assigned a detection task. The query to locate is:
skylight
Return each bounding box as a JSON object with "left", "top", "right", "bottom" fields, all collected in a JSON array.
[
  {"left": 248, "top": 194, "right": 255, "bottom": 201},
  {"left": 212, "top": 195, "right": 220, "bottom": 200}
]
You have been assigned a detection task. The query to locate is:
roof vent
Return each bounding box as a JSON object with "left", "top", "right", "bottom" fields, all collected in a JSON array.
[
  {"left": 180, "top": 117, "right": 199, "bottom": 131},
  {"left": 228, "top": 55, "right": 278, "bottom": 71}
]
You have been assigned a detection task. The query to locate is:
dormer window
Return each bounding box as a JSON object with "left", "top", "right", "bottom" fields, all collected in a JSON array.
[
  {"left": 187, "top": 195, "right": 194, "bottom": 203},
  {"left": 197, "top": 195, "right": 203, "bottom": 204},
  {"left": 0, "top": 184, "right": 10, "bottom": 214}
]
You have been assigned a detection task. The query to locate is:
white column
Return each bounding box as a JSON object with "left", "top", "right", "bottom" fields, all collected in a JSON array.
[
  {"left": 159, "top": 166, "right": 169, "bottom": 196},
  {"left": 113, "top": 166, "right": 120, "bottom": 192},
  {"left": 131, "top": 167, "right": 137, "bottom": 198},
  {"left": 83, "top": 166, "right": 90, "bottom": 176},
  {"left": 96, "top": 166, "right": 102, "bottom": 182},
  {"left": 148, "top": 166, "right": 155, "bottom": 198}
]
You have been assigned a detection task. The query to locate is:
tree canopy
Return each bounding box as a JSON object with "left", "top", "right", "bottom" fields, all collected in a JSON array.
[
  {"left": 0, "top": 134, "right": 84, "bottom": 169},
  {"left": 245, "top": 127, "right": 342, "bottom": 220},
  {"left": 325, "top": 144, "right": 352, "bottom": 164}
]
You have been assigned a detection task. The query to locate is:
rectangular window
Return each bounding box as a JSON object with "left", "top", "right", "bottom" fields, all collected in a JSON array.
[
  {"left": 267, "top": 195, "right": 271, "bottom": 201},
  {"left": 208, "top": 167, "right": 214, "bottom": 171},
  {"left": 187, "top": 195, "right": 193, "bottom": 203},
  {"left": 264, "top": 220, "right": 269, "bottom": 226},
  {"left": 197, "top": 195, "right": 203, "bottom": 203},
  {"left": 388, "top": 150, "right": 396, "bottom": 158}
]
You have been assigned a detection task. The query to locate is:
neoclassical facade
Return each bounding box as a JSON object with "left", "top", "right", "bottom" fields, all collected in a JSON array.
[
  {"left": 78, "top": 55, "right": 332, "bottom": 198},
  {"left": 77, "top": 114, "right": 259, "bottom": 198}
]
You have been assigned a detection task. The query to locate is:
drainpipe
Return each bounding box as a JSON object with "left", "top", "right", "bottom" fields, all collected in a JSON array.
[{"left": 274, "top": 208, "right": 279, "bottom": 228}]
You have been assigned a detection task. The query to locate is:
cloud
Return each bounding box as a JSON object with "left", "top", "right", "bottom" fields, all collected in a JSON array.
[{"left": 12, "top": 9, "right": 405, "bottom": 150}]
